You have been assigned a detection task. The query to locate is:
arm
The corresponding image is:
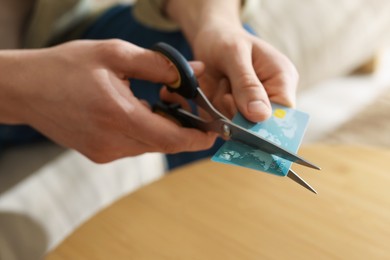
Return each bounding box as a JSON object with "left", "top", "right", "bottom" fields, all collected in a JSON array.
[{"left": 0, "top": 40, "right": 216, "bottom": 162}]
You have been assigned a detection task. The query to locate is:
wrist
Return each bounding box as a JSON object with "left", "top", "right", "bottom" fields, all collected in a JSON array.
[
  {"left": 165, "top": 0, "right": 242, "bottom": 43},
  {"left": 0, "top": 50, "right": 38, "bottom": 124}
]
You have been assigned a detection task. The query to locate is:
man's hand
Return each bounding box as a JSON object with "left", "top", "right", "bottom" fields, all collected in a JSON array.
[
  {"left": 165, "top": 0, "right": 299, "bottom": 122},
  {"left": 0, "top": 40, "right": 216, "bottom": 162},
  {"left": 191, "top": 25, "right": 298, "bottom": 122}
]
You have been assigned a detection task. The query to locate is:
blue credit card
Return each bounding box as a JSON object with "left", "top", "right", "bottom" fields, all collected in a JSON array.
[{"left": 211, "top": 103, "right": 310, "bottom": 176}]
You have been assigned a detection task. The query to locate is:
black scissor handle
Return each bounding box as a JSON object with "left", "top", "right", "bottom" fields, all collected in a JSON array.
[
  {"left": 153, "top": 102, "right": 197, "bottom": 128},
  {"left": 152, "top": 42, "right": 199, "bottom": 99}
]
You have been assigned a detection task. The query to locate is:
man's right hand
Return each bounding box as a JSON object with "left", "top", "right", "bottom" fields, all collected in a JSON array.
[{"left": 0, "top": 40, "right": 216, "bottom": 162}]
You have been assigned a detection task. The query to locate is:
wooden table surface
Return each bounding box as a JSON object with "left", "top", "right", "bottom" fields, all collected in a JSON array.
[{"left": 46, "top": 144, "right": 390, "bottom": 260}]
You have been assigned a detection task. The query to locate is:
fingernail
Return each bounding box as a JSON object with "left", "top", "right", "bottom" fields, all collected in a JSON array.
[{"left": 248, "top": 100, "right": 269, "bottom": 114}]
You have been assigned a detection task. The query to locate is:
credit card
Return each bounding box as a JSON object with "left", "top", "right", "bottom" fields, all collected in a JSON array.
[{"left": 211, "top": 103, "right": 310, "bottom": 176}]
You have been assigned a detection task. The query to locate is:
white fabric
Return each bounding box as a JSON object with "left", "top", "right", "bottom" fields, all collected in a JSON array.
[
  {"left": 242, "top": 0, "right": 390, "bottom": 89},
  {"left": 0, "top": 143, "right": 165, "bottom": 259}
]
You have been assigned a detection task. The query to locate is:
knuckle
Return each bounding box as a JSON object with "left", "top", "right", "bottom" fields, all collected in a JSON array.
[
  {"left": 156, "top": 131, "right": 216, "bottom": 154},
  {"left": 158, "top": 134, "right": 190, "bottom": 154},
  {"left": 220, "top": 39, "right": 243, "bottom": 53},
  {"left": 270, "top": 56, "right": 299, "bottom": 89},
  {"left": 87, "top": 154, "right": 109, "bottom": 164},
  {"left": 160, "top": 139, "right": 179, "bottom": 154},
  {"left": 277, "top": 69, "right": 299, "bottom": 87},
  {"left": 277, "top": 72, "right": 291, "bottom": 86},
  {"left": 291, "top": 66, "right": 300, "bottom": 82},
  {"left": 279, "top": 55, "right": 300, "bottom": 83},
  {"left": 82, "top": 138, "right": 116, "bottom": 164},
  {"left": 153, "top": 58, "right": 175, "bottom": 83},
  {"left": 236, "top": 72, "right": 260, "bottom": 89},
  {"left": 203, "top": 137, "right": 216, "bottom": 150},
  {"left": 84, "top": 149, "right": 109, "bottom": 164},
  {"left": 167, "top": 134, "right": 190, "bottom": 153},
  {"left": 236, "top": 73, "right": 262, "bottom": 94},
  {"left": 285, "top": 61, "right": 299, "bottom": 82},
  {"left": 98, "top": 39, "right": 128, "bottom": 59},
  {"left": 84, "top": 148, "right": 105, "bottom": 163}
]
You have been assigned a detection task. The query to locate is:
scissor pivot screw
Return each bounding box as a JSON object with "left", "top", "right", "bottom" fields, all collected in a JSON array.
[{"left": 222, "top": 124, "right": 231, "bottom": 138}]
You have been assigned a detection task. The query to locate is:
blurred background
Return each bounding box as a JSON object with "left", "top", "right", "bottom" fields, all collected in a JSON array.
[
  {"left": 1, "top": 0, "right": 390, "bottom": 259},
  {"left": 244, "top": 0, "right": 390, "bottom": 147},
  {"left": 94, "top": 0, "right": 390, "bottom": 146}
]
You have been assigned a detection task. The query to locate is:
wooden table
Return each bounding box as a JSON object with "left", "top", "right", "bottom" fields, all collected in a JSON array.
[{"left": 46, "top": 145, "right": 390, "bottom": 259}]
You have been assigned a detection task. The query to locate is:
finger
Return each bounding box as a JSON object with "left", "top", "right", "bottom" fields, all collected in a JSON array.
[
  {"left": 126, "top": 96, "right": 217, "bottom": 153},
  {"left": 189, "top": 61, "right": 205, "bottom": 77},
  {"left": 262, "top": 75, "right": 297, "bottom": 108},
  {"left": 91, "top": 138, "right": 156, "bottom": 163},
  {"left": 105, "top": 40, "right": 179, "bottom": 84},
  {"left": 139, "top": 99, "right": 151, "bottom": 109},
  {"left": 214, "top": 79, "right": 237, "bottom": 119},
  {"left": 252, "top": 40, "right": 298, "bottom": 108},
  {"left": 222, "top": 94, "right": 237, "bottom": 119},
  {"left": 221, "top": 43, "right": 271, "bottom": 122},
  {"left": 159, "top": 87, "right": 192, "bottom": 111},
  {"left": 159, "top": 59, "right": 204, "bottom": 113},
  {"left": 209, "top": 78, "right": 231, "bottom": 116},
  {"left": 219, "top": 79, "right": 237, "bottom": 119}
]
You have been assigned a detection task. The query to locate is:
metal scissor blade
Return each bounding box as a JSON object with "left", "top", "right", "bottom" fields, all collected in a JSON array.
[
  {"left": 287, "top": 169, "right": 317, "bottom": 194},
  {"left": 173, "top": 108, "right": 320, "bottom": 171},
  {"left": 225, "top": 121, "right": 321, "bottom": 170}
]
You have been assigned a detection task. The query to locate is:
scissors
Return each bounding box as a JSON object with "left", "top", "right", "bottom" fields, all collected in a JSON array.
[{"left": 152, "top": 42, "right": 320, "bottom": 194}]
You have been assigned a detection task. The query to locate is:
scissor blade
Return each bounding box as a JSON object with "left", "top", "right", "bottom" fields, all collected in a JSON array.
[
  {"left": 173, "top": 108, "right": 320, "bottom": 170},
  {"left": 225, "top": 120, "right": 321, "bottom": 170},
  {"left": 287, "top": 169, "right": 317, "bottom": 194}
]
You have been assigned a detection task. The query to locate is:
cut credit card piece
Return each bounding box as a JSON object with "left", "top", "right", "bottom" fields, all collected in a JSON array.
[{"left": 211, "top": 103, "right": 310, "bottom": 176}]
